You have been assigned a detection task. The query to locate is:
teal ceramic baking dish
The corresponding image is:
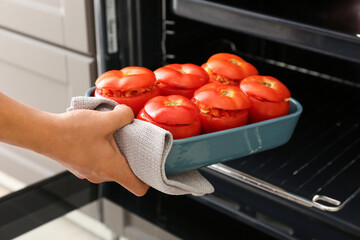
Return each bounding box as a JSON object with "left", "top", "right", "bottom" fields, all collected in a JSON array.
[{"left": 85, "top": 86, "right": 302, "bottom": 175}]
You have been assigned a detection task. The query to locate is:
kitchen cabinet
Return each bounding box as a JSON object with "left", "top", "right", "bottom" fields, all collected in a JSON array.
[
  {"left": 0, "top": 0, "right": 96, "bottom": 188},
  {"left": 0, "top": 0, "right": 95, "bottom": 55}
]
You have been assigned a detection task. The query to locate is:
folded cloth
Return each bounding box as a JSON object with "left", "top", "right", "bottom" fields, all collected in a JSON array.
[{"left": 67, "top": 96, "right": 214, "bottom": 196}]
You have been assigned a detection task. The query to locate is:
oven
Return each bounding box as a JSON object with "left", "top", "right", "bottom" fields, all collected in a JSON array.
[
  {"left": 95, "top": 0, "right": 360, "bottom": 239},
  {"left": 1, "top": 0, "right": 360, "bottom": 239}
]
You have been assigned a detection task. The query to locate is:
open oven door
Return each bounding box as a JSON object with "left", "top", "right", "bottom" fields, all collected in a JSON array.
[{"left": 0, "top": 172, "right": 98, "bottom": 239}]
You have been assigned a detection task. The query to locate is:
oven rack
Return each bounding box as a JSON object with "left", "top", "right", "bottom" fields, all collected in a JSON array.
[
  {"left": 200, "top": 56, "right": 360, "bottom": 212},
  {"left": 207, "top": 164, "right": 360, "bottom": 212}
]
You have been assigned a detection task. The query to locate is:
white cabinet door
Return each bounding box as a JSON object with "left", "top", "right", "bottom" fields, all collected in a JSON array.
[
  {"left": 0, "top": 0, "right": 95, "bottom": 55},
  {"left": 0, "top": 28, "right": 95, "bottom": 113},
  {"left": 0, "top": 27, "right": 96, "bottom": 186}
]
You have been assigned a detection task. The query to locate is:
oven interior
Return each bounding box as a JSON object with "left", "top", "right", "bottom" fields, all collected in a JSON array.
[
  {"left": 98, "top": 0, "right": 360, "bottom": 238},
  {"left": 118, "top": 0, "right": 360, "bottom": 210}
]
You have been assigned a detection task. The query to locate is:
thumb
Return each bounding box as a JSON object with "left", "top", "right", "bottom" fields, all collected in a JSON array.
[{"left": 102, "top": 104, "right": 135, "bottom": 133}]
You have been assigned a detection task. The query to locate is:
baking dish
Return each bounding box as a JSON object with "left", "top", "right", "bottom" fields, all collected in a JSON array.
[{"left": 86, "top": 86, "right": 302, "bottom": 175}]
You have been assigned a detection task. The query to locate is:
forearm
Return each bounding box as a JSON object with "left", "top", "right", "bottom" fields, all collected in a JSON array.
[
  {"left": 0, "top": 92, "right": 148, "bottom": 196},
  {"left": 0, "top": 92, "right": 57, "bottom": 154}
]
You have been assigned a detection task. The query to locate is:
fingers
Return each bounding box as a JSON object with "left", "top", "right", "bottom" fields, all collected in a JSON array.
[
  {"left": 85, "top": 104, "right": 148, "bottom": 196},
  {"left": 132, "top": 184, "right": 150, "bottom": 197},
  {"left": 117, "top": 177, "right": 150, "bottom": 197},
  {"left": 114, "top": 159, "right": 150, "bottom": 196},
  {"left": 109, "top": 148, "right": 150, "bottom": 196},
  {"left": 102, "top": 104, "right": 134, "bottom": 133},
  {"left": 67, "top": 169, "right": 85, "bottom": 180}
]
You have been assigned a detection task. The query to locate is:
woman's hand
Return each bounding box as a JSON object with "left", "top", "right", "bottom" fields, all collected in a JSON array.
[
  {"left": 51, "top": 105, "right": 149, "bottom": 196},
  {"left": 0, "top": 92, "right": 149, "bottom": 196}
]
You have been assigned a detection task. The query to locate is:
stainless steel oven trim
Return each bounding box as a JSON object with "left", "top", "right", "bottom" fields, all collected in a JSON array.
[
  {"left": 94, "top": 0, "right": 106, "bottom": 75},
  {"left": 208, "top": 163, "right": 359, "bottom": 212}
]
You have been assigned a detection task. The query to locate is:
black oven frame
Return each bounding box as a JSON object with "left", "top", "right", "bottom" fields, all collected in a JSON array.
[{"left": 1, "top": 0, "right": 360, "bottom": 239}]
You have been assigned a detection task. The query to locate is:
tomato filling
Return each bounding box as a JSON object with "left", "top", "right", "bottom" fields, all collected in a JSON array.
[
  {"left": 260, "top": 81, "right": 273, "bottom": 88},
  {"left": 229, "top": 59, "right": 242, "bottom": 66},
  {"left": 98, "top": 84, "right": 157, "bottom": 98},
  {"left": 194, "top": 100, "right": 242, "bottom": 118},
  {"left": 177, "top": 69, "right": 188, "bottom": 74},
  {"left": 203, "top": 66, "right": 239, "bottom": 86},
  {"left": 164, "top": 98, "right": 183, "bottom": 107}
]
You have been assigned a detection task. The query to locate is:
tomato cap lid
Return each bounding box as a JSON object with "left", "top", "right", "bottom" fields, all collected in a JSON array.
[
  {"left": 144, "top": 95, "right": 200, "bottom": 125},
  {"left": 193, "top": 83, "right": 251, "bottom": 110},
  {"left": 95, "top": 67, "right": 156, "bottom": 90},
  {"left": 240, "top": 75, "right": 291, "bottom": 102},
  {"left": 204, "top": 53, "right": 258, "bottom": 80},
  {"left": 154, "top": 63, "right": 209, "bottom": 89}
]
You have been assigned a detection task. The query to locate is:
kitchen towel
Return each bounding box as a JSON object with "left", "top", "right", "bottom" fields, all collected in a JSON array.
[{"left": 67, "top": 96, "right": 214, "bottom": 196}]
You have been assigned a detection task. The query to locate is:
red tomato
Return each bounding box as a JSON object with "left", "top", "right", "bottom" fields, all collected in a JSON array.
[
  {"left": 137, "top": 95, "right": 201, "bottom": 139},
  {"left": 202, "top": 53, "right": 258, "bottom": 86},
  {"left": 156, "top": 83, "right": 197, "bottom": 99},
  {"left": 95, "top": 67, "right": 159, "bottom": 115},
  {"left": 240, "top": 75, "right": 291, "bottom": 123},
  {"left": 154, "top": 63, "right": 209, "bottom": 99},
  {"left": 196, "top": 109, "right": 248, "bottom": 134},
  {"left": 192, "top": 83, "right": 251, "bottom": 133}
]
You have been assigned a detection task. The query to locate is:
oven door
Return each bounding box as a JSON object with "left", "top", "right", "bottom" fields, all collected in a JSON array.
[
  {"left": 0, "top": 173, "right": 275, "bottom": 240},
  {"left": 0, "top": 173, "right": 97, "bottom": 239}
]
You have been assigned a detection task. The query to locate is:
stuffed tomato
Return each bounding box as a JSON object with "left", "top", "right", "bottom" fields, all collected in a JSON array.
[
  {"left": 192, "top": 83, "right": 251, "bottom": 133},
  {"left": 95, "top": 67, "right": 159, "bottom": 115},
  {"left": 202, "top": 53, "right": 258, "bottom": 86},
  {"left": 240, "top": 75, "right": 291, "bottom": 123},
  {"left": 154, "top": 63, "right": 209, "bottom": 99},
  {"left": 137, "top": 95, "right": 201, "bottom": 139}
]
